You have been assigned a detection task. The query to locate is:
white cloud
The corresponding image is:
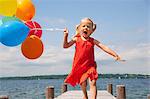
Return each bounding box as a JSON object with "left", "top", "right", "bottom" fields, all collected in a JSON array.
[
  {"left": 35, "top": 17, "right": 68, "bottom": 28},
  {"left": 95, "top": 43, "right": 150, "bottom": 74},
  {"left": 0, "top": 44, "right": 74, "bottom": 77},
  {"left": 0, "top": 42, "right": 149, "bottom": 77}
]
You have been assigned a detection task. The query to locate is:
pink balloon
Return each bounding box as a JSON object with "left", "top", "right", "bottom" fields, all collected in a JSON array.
[{"left": 25, "top": 21, "right": 42, "bottom": 38}]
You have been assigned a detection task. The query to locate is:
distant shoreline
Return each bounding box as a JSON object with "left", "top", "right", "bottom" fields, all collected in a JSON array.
[{"left": 0, "top": 74, "right": 149, "bottom": 80}]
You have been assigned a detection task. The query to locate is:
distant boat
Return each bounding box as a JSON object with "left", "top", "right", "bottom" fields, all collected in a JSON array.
[
  {"left": 118, "top": 77, "right": 121, "bottom": 79},
  {"left": 37, "top": 77, "right": 40, "bottom": 80}
]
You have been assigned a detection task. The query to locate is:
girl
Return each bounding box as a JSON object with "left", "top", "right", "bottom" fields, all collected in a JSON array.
[{"left": 63, "top": 18, "right": 121, "bottom": 99}]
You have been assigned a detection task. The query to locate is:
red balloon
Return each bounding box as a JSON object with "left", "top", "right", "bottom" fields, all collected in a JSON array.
[{"left": 25, "top": 21, "right": 42, "bottom": 38}]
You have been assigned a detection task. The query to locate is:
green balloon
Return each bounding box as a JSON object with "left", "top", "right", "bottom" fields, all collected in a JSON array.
[
  {"left": 2, "top": 16, "right": 21, "bottom": 23},
  {"left": 0, "top": 20, "right": 2, "bottom": 26}
]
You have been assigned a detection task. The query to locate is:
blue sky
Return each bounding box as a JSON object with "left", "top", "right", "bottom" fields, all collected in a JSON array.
[{"left": 0, "top": 0, "right": 149, "bottom": 77}]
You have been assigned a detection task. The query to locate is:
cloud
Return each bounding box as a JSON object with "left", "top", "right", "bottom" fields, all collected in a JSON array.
[
  {"left": 95, "top": 43, "right": 150, "bottom": 74},
  {"left": 120, "top": 43, "right": 150, "bottom": 60},
  {"left": 0, "top": 42, "right": 149, "bottom": 77},
  {"left": 34, "top": 17, "right": 68, "bottom": 28},
  {"left": 0, "top": 44, "right": 74, "bottom": 77}
]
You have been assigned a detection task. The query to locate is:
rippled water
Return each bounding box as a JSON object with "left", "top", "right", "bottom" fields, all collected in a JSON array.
[{"left": 0, "top": 78, "right": 149, "bottom": 99}]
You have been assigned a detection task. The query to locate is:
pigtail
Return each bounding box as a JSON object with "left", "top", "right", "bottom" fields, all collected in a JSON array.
[
  {"left": 75, "top": 24, "right": 80, "bottom": 37},
  {"left": 93, "top": 24, "right": 96, "bottom": 32}
]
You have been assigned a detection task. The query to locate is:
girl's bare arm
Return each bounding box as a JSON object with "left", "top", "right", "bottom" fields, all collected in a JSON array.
[
  {"left": 94, "top": 39, "right": 120, "bottom": 60},
  {"left": 63, "top": 28, "right": 76, "bottom": 48}
]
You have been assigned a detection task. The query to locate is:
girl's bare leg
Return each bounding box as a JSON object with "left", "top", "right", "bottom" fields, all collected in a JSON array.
[
  {"left": 89, "top": 79, "right": 97, "bottom": 99},
  {"left": 80, "top": 80, "right": 88, "bottom": 99}
]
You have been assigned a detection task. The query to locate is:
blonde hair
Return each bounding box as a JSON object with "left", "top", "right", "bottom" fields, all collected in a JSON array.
[{"left": 75, "top": 18, "right": 96, "bottom": 36}]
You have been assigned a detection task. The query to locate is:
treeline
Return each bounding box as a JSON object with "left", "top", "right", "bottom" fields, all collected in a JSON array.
[
  {"left": 0, "top": 74, "right": 149, "bottom": 80},
  {"left": 0, "top": 75, "right": 66, "bottom": 80},
  {"left": 98, "top": 74, "right": 150, "bottom": 79}
]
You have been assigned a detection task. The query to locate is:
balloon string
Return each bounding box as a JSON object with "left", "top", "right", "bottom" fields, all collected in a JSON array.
[{"left": 31, "top": 28, "right": 64, "bottom": 31}]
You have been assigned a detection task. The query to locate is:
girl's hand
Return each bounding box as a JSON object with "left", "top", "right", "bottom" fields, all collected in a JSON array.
[
  {"left": 114, "top": 55, "right": 121, "bottom": 61},
  {"left": 115, "top": 55, "right": 126, "bottom": 62},
  {"left": 64, "top": 28, "right": 69, "bottom": 35}
]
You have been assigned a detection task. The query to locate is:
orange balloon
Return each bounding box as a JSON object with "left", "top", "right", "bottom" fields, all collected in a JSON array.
[
  {"left": 16, "top": 0, "right": 35, "bottom": 21},
  {"left": 21, "top": 35, "right": 44, "bottom": 59}
]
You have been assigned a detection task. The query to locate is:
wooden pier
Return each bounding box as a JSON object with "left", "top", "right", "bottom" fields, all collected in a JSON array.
[
  {"left": 46, "top": 84, "right": 126, "bottom": 99},
  {"left": 55, "top": 83, "right": 116, "bottom": 99},
  {"left": 55, "top": 90, "right": 116, "bottom": 99}
]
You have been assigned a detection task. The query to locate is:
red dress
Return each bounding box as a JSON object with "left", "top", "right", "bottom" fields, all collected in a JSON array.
[{"left": 64, "top": 36, "right": 98, "bottom": 87}]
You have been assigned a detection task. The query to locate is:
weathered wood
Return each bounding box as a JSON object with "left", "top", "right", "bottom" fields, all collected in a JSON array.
[
  {"left": 46, "top": 86, "right": 54, "bottom": 99},
  {"left": 107, "top": 84, "right": 113, "bottom": 95},
  {"left": 147, "top": 94, "right": 150, "bottom": 99},
  {"left": 116, "top": 85, "right": 126, "bottom": 99},
  {"left": 55, "top": 90, "right": 116, "bottom": 99},
  {"left": 61, "top": 83, "right": 67, "bottom": 93},
  {"left": 0, "top": 95, "right": 9, "bottom": 99}
]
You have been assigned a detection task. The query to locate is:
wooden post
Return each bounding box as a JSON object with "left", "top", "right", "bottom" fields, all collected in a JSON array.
[
  {"left": 46, "top": 86, "right": 54, "bottom": 99},
  {"left": 147, "top": 94, "right": 150, "bottom": 99},
  {"left": 0, "top": 95, "right": 9, "bottom": 99},
  {"left": 61, "top": 83, "right": 67, "bottom": 93},
  {"left": 107, "top": 84, "right": 113, "bottom": 95},
  {"left": 116, "top": 85, "right": 126, "bottom": 99}
]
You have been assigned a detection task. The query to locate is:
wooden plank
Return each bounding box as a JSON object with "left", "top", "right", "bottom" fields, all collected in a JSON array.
[{"left": 55, "top": 90, "right": 116, "bottom": 99}]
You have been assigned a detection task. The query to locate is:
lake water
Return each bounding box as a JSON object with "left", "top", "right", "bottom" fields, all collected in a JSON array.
[{"left": 0, "top": 78, "right": 149, "bottom": 99}]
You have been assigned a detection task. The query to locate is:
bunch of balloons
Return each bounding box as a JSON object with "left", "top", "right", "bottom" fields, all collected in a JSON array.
[{"left": 0, "top": 0, "right": 44, "bottom": 59}]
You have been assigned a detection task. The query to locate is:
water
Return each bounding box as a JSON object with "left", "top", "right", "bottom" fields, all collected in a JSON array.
[{"left": 0, "top": 78, "right": 149, "bottom": 99}]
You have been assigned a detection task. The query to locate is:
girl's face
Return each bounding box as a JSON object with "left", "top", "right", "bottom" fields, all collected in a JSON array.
[{"left": 78, "top": 20, "right": 93, "bottom": 39}]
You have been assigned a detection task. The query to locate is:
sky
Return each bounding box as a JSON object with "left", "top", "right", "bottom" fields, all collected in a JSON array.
[{"left": 0, "top": 0, "right": 149, "bottom": 77}]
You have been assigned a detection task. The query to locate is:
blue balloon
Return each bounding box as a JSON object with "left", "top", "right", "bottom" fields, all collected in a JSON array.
[{"left": 0, "top": 21, "right": 29, "bottom": 46}]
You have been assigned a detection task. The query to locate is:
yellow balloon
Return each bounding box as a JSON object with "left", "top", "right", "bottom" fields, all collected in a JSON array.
[
  {"left": 0, "top": 0, "right": 17, "bottom": 16},
  {"left": 16, "top": 0, "right": 35, "bottom": 21}
]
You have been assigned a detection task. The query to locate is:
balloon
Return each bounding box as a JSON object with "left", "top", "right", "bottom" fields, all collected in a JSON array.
[
  {"left": 16, "top": 0, "right": 35, "bottom": 21},
  {"left": 25, "top": 21, "right": 42, "bottom": 38},
  {"left": 21, "top": 35, "right": 44, "bottom": 59},
  {"left": 0, "top": 0, "right": 17, "bottom": 16},
  {"left": 0, "top": 20, "right": 2, "bottom": 26},
  {"left": 0, "top": 20, "right": 2, "bottom": 40},
  {"left": 2, "top": 16, "right": 21, "bottom": 24},
  {"left": 0, "top": 21, "right": 29, "bottom": 46}
]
